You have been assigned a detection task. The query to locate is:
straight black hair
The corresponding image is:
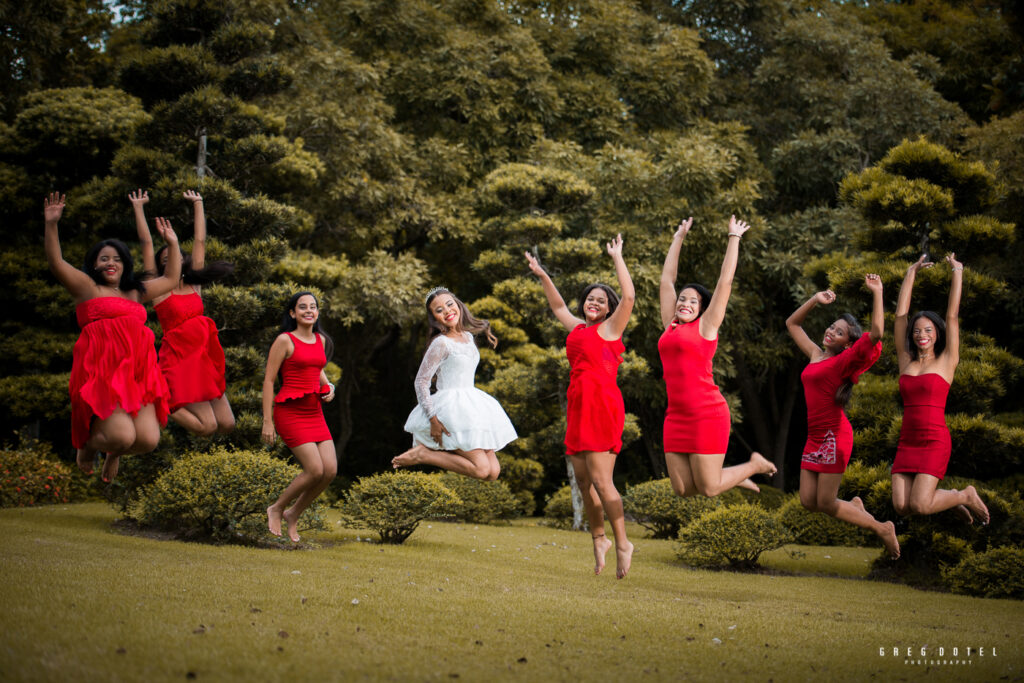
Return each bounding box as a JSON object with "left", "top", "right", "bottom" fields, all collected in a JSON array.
[
  {"left": 82, "top": 239, "right": 146, "bottom": 294},
  {"left": 834, "top": 313, "right": 864, "bottom": 407},
  {"left": 154, "top": 245, "right": 234, "bottom": 285}
]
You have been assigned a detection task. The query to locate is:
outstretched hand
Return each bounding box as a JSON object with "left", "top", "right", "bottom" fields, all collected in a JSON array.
[
  {"left": 946, "top": 252, "right": 963, "bottom": 271},
  {"left": 908, "top": 254, "right": 933, "bottom": 274},
  {"left": 814, "top": 290, "right": 836, "bottom": 306},
  {"left": 606, "top": 233, "right": 624, "bottom": 258},
  {"left": 43, "top": 192, "right": 66, "bottom": 223},
  {"left": 673, "top": 217, "right": 693, "bottom": 241},
  {"left": 154, "top": 217, "right": 178, "bottom": 244},
  {"left": 129, "top": 189, "right": 149, "bottom": 206},
  {"left": 864, "top": 273, "right": 883, "bottom": 292},
  {"left": 524, "top": 250, "right": 546, "bottom": 277},
  {"left": 728, "top": 215, "right": 751, "bottom": 237},
  {"left": 183, "top": 189, "right": 202, "bottom": 204}
]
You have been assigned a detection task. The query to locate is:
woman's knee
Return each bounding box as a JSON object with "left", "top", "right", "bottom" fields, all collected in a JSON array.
[
  {"left": 216, "top": 416, "right": 236, "bottom": 434},
  {"left": 799, "top": 492, "right": 817, "bottom": 512}
]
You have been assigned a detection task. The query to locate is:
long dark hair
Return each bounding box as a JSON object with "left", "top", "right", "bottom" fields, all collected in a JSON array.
[
  {"left": 576, "top": 283, "right": 620, "bottom": 319},
  {"left": 425, "top": 288, "right": 498, "bottom": 348},
  {"left": 155, "top": 245, "right": 234, "bottom": 285},
  {"left": 907, "top": 310, "right": 946, "bottom": 358},
  {"left": 82, "top": 239, "right": 146, "bottom": 294},
  {"left": 680, "top": 282, "right": 711, "bottom": 319},
  {"left": 278, "top": 291, "right": 334, "bottom": 360},
  {"left": 834, "top": 313, "right": 864, "bottom": 407}
]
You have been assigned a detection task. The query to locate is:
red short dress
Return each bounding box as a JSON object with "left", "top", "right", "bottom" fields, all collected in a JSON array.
[
  {"left": 154, "top": 289, "right": 226, "bottom": 413},
  {"left": 273, "top": 332, "right": 331, "bottom": 448},
  {"left": 892, "top": 373, "right": 952, "bottom": 479},
  {"left": 565, "top": 323, "right": 625, "bottom": 455},
  {"left": 69, "top": 297, "right": 169, "bottom": 448},
  {"left": 800, "top": 334, "right": 882, "bottom": 473},
  {"left": 658, "top": 320, "right": 730, "bottom": 454}
]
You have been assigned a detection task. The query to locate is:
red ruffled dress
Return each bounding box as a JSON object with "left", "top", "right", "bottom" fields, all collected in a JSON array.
[
  {"left": 273, "top": 332, "right": 331, "bottom": 448},
  {"left": 892, "top": 373, "right": 952, "bottom": 479},
  {"left": 799, "top": 334, "right": 882, "bottom": 473},
  {"left": 154, "top": 289, "right": 226, "bottom": 413},
  {"left": 565, "top": 323, "right": 625, "bottom": 455},
  {"left": 69, "top": 297, "right": 169, "bottom": 448},
  {"left": 658, "top": 320, "right": 730, "bottom": 454}
]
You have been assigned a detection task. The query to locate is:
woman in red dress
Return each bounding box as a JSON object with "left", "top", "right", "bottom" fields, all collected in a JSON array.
[
  {"left": 44, "top": 192, "right": 182, "bottom": 481},
  {"left": 262, "top": 292, "right": 336, "bottom": 542},
  {"left": 131, "top": 189, "right": 235, "bottom": 435},
  {"left": 525, "top": 235, "right": 635, "bottom": 579},
  {"left": 892, "top": 254, "right": 988, "bottom": 523},
  {"left": 658, "top": 216, "right": 776, "bottom": 498},
  {"left": 786, "top": 275, "right": 899, "bottom": 558}
]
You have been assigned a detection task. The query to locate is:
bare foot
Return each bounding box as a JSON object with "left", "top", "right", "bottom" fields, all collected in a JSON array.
[
  {"left": 850, "top": 496, "right": 866, "bottom": 512},
  {"left": 267, "top": 506, "right": 282, "bottom": 537},
  {"left": 282, "top": 508, "right": 301, "bottom": 543},
  {"left": 592, "top": 533, "right": 612, "bottom": 576},
  {"left": 953, "top": 504, "right": 974, "bottom": 525},
  {"left": 616, "top": 540, "right": 634, "bottom": 579},
  {"left": 878, "top": 521, "right": 900, "bottom": 560},
  {"left": 737, "top": 478, "right": 760, "bottom": 493},
  {"left": 750, "top": 451, "right": 777, "bottom": 477},
  {"left": 100, "top": 454, "right": 120, "bottom": 482},
  {"left": 392, "top": 444, "right": 425, "bottom": 469},
  {"left": 962, "top": 486, "right": 990, "bottom": 525},
  {"left": 76, "top": 448, "right": 96, "bottom": 475}
]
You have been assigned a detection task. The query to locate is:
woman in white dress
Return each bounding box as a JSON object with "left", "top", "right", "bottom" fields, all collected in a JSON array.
[{"left": 392, "top": 287, "right": 517, "bottom": 479}]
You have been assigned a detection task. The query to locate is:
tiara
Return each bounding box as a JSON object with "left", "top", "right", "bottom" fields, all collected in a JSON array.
[{"left": 425, "top": 286, "right": 449, "bottom": 304}]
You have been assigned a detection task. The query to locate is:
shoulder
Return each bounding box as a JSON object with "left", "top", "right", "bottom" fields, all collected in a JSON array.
[{"left": 272, "top": 333, "right": 294, "bottom": 351}]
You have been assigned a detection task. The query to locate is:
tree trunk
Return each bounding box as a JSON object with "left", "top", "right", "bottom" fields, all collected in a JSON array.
[{"left": 565, "top": 456, "right": 585, "bottom": 531}]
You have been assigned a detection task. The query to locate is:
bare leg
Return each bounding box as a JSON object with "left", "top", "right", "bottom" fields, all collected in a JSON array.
[
  {"left": 664, "top": 452, "right": 696, "bottom": 497},
  {"left": 569, "top": 454, "right": 611, "bottom": 575},
  {"left": 282, "top": 440, "right": 337, "bottom": 542},
  {"left": 689, "top": 452, "right": 776, "bottom": 498},
  {"left": 891, "top": 473, "right": 913, "bottom": 516},
  {"left": 86, "top": 409, "right": 138, "bottom": 482},
  {"left": 907, "top": 475, "right": 989, "bottom": 524},
  {"left": 393, "top": 442, "right": 496, "bottom": 480},
  {"left": 803, "top": 471, "right": 900, "bottom": 559},
  {"left": 210, "top": 395, "right": 236, "bottom": 434},
  {"left": 268, "top": 442, "right": 326, "bottom": 541},
  {"left": 584, "top": 451, "right": 633, "bottom": 579},
  {"left": 169, "top": 402, "right": 218, "bottom": 436}
]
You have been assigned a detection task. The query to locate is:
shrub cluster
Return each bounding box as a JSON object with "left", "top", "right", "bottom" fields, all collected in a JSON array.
[
  {"left": 943, "top": 547, "right": 1024, "bottom": 600},
  {"left": 776, "top": 496, "right": 872, "bottom": 547},
  {"left": 0, "top": 437, "right": 86, "bottom": 508},
  {"left": 542, "top": 484, "right": 575, "bottom": 529},
  {"left": 497, "top": 454, "right": 544, "bottom": 516},
  {"left": 623, "top": 478, "right": 720, "bottom": 539},
  {"left": 127, "top": 446, "right": 326, "bottom": 543},
  {"left": 339, "top": 471, "right": 461, "bottom": 544},
  {"left": 436, "top": 473, "right": 520, "bottom": 524},
  {"left": 676, "top": 503, "right": 793, "bottom": 570}
]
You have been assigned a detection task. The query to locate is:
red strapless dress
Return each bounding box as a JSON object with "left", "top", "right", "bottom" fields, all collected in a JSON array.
[
  {"left": 893, "top": 373, "right": 952, "bottom": 479},
  {"left": 273, "top": 332, "right": 331, "bottom": 448},
  {"left": 658, "top": 320, "right": 730, "bottom": 454},
  {"left": 799, "top": 333, "right": 882, "bottom": 473},
  {"left": 565, "top": 323, "right": 625, "bottom": 455},
  {"left": 69, "top": 297, "right": 169, "bottom": 448},
  {"left": 154, "top": 290, "right": 226, "bottom": 413}
]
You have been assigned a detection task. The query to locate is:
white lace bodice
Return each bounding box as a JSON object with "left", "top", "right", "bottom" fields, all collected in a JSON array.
[{"left": 413, "top": 333, "right": 480, "bottom": 417}]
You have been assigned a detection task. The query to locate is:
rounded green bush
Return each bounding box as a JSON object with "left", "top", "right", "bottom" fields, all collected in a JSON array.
[
  {"left": 776, "top": 495, "right": 872, "bottom": 547},
  {"left": 676, "top": 503, "right": 793, "bottom": 570},
  {"left": 623, "top": 478, "right": 720, "bottom": 539},
  {"left": 436, "top": 472, "right": 520, "bottom": 524},
  {"left": 943, "top": 546, "right": 1024, "bottom": 600},
  {"left": 127, "top": 446, "right": 326, "bottom": 543},
  {"left": 0, "top": 437, "right": 87, "bottom": 508},
  {"left": 339, "top": 471, "right": 461, "bottom": 544},
  {"left": 543, "top": 484, "right": 575, "bottom": 529},
  {"left": 497, "top": 454, "right": 544, "bottom": 514}
]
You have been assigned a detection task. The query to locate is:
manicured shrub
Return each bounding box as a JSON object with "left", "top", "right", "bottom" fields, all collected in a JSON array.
[
  {"left": 676, "top": 503, "right": 793, "bottom": 570},
  {"left": 436, "top": 473, "right": 520, "bottom": 524},
  {"left": 339, "top": 471, "right": 461, "bottom": 544},
  {"left": 623, "top": 478, "right": 720, "bottom": 539},
  {"left": 127, "top": 447, "right": 326, "bottom": 543},
  {"left": 0, "top": 437, "right": 87, "bottom": 508},
  {"left": 497, "top": 454, "right": 544, "bottom": 516},
  {"left": 718, "top": 484, "right": 788, "bottom": 510},
  {"left": 542, "top": 484, "right": 575, "bottom": 529},
  {"left": 943, "top": 547, "right": 1024, "bottom": 600},
  {"left": 776, "top": 496, "right": 872, "bottom": 547}
]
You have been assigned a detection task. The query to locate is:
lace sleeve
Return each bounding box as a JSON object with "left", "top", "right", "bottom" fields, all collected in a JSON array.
[{"left": 414, "top": 336, "right": 449, "bottom": 418}]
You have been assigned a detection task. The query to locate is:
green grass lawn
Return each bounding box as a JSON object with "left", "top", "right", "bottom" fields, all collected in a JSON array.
[{"left": 1, "top": 503, "right": 1019, "bottom": 682}]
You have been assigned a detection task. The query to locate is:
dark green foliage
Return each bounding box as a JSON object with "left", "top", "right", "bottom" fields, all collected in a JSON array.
[
  {"left": 542, "top": 484, "right": 574, "bottom": 529},
  {"left": 101, "top": 444, "right": 178, "bottom": 512},
  {"left": 0, "top": 374, "right": 71, "bottom": 420},
  {"left": 776, "top": 496, "right": 872, "bottom": 547},
  {"left": 0, "top": 436, "right": 88, "bottom": 508},
  {"left": 496, "top": 454, "right": 544, "bottom": 515},
  {"left": 943, "top": 547, "right": 1024, "bottom": 600},
  {"left": 223, "top": 58, "right": 294, "bottom": 99},
  {"left": 676, "top": 503, "right": 793, "bottom": 570},
  {"left": 127, "top": 447, "right": 325, "bottom": 543},
  {"left": 622, "top": 478, "right": 720, "bottom": 539},
  {"left": 118, "top": 46, "right": 224, "bottom": 107},
  {"left": 435, "top": 473, "right": 520, "bottom": 524},
  {"left": 339, "top": 472, "right": 461, "bottom": 544}
]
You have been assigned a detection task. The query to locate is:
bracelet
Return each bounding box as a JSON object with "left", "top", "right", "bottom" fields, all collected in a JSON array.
[
  {"left": 952, "top": 266, "right": 963, "bottom": 272},
  {"left": 728, "top": 233, "right": 742, "bottom": 238}
]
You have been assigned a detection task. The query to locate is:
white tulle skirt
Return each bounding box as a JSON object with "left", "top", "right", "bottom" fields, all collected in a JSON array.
[{"left": 404, "top": 387, "right": 517, "bottom": 452}]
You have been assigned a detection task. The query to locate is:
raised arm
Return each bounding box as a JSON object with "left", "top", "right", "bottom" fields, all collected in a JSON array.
[
  {"left": 786, "top": 290, "right": 833, "bottom": 360},
  {"left": 943, "top": 253, "right": 963, "bottom": 369},
  {"left": 599, "top": 234, "right": 634, "bottom": 340},
  {"left": 660, "top": 218, "right": 692, "bottom": 329},
  {"left": 261, "top": 334, "right": 292, "bottom": 444},
  {"left": 864, "top": 273, "right": 884, "bottom": 343},
  {"left": 524, "top": 250, "right": 582, "bottom": 331},
  {"left": 184, "top": 190, "right": 205, "bottom": 270},
  {"left": 129, "top": 189, "right": 156, "bottom": 276},
  {"left": 139, "top": 217, "right": 182, "bottom": 302},
  {"left": 43, "top": 193, "right": 97, "bottom": 300},
  {"left": 895, "top": 255, "right": 932, "bottom": 371},
  {"left": 700, "top": 215, "right": 750, "bottom": 339}
]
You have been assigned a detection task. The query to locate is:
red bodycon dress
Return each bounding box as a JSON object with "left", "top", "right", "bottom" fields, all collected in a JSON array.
[
  {"left": 154, "top": 289, "right": 226, "bottom": 413},
  {"left": 564, "top": 323, "right": 625, "bottom": 455},
  {"left": 273, "top": 332, "right": 331, "bottom": 448},
  {"left": 658, "top": 320, "right": 729, "bottom": 454},
  {"left": 69, "top": 297, "right": 169, "bottom": 448},
  {"left": 799, "top": 334, "right": 882, "bottom": 473},
  {"left": 892, "top": 373, "right": 952, "bottom": 479}
]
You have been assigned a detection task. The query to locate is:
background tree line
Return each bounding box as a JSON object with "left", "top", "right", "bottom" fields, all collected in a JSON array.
[{"left": 1, "top": 0, "right": 1022, "bottom": 508}]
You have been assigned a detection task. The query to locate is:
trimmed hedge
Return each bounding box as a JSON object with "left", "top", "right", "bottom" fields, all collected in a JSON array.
[
  {"left": 339, "top": 471, "right": 461, "bottom": 544},
  {"left": 542, "top": 484, "right": 575, "bottom": 529},
  {"left": 943, "top": 547, "right": 1024, "bottom": 600},
  {"left": 676, "top": 503, "right": 793, "bottom": 570},
  {"left": 623, "top": 478, "right": 720, "bottom": 539},
  {"left": 436, "top": 473, "right": 520, "bottom": 524},
  {"left": 776, "top": 496, "right": 873, "bottom": 547}
]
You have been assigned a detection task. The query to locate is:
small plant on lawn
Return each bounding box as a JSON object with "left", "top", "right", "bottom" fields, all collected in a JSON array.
[
  {"left": 435, "top": 472, "right": 520, "bottom": 524},
  {"left": 942, "top": 546, "right": 1024, "bottom": 600},
  {"left": 776, "top": 495, "right": 872, "bottom": 547},
  {"left": 0, "top": 435, "right": 87, "bottom": 508},
  {"left": 543, "top": 484, "right": 574, "bottom": 529},
  {"left": 676, "top": 503, "right": 793, "bottom": 570},
  {"left": 339, "top": 471, "right": 461, "bottom": 544},
  {"left": 623, "top": 478, "right": 720, "bottom": 539},
  {"left": 127, "top": 446, "right": 327, "bottom": 543}
]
